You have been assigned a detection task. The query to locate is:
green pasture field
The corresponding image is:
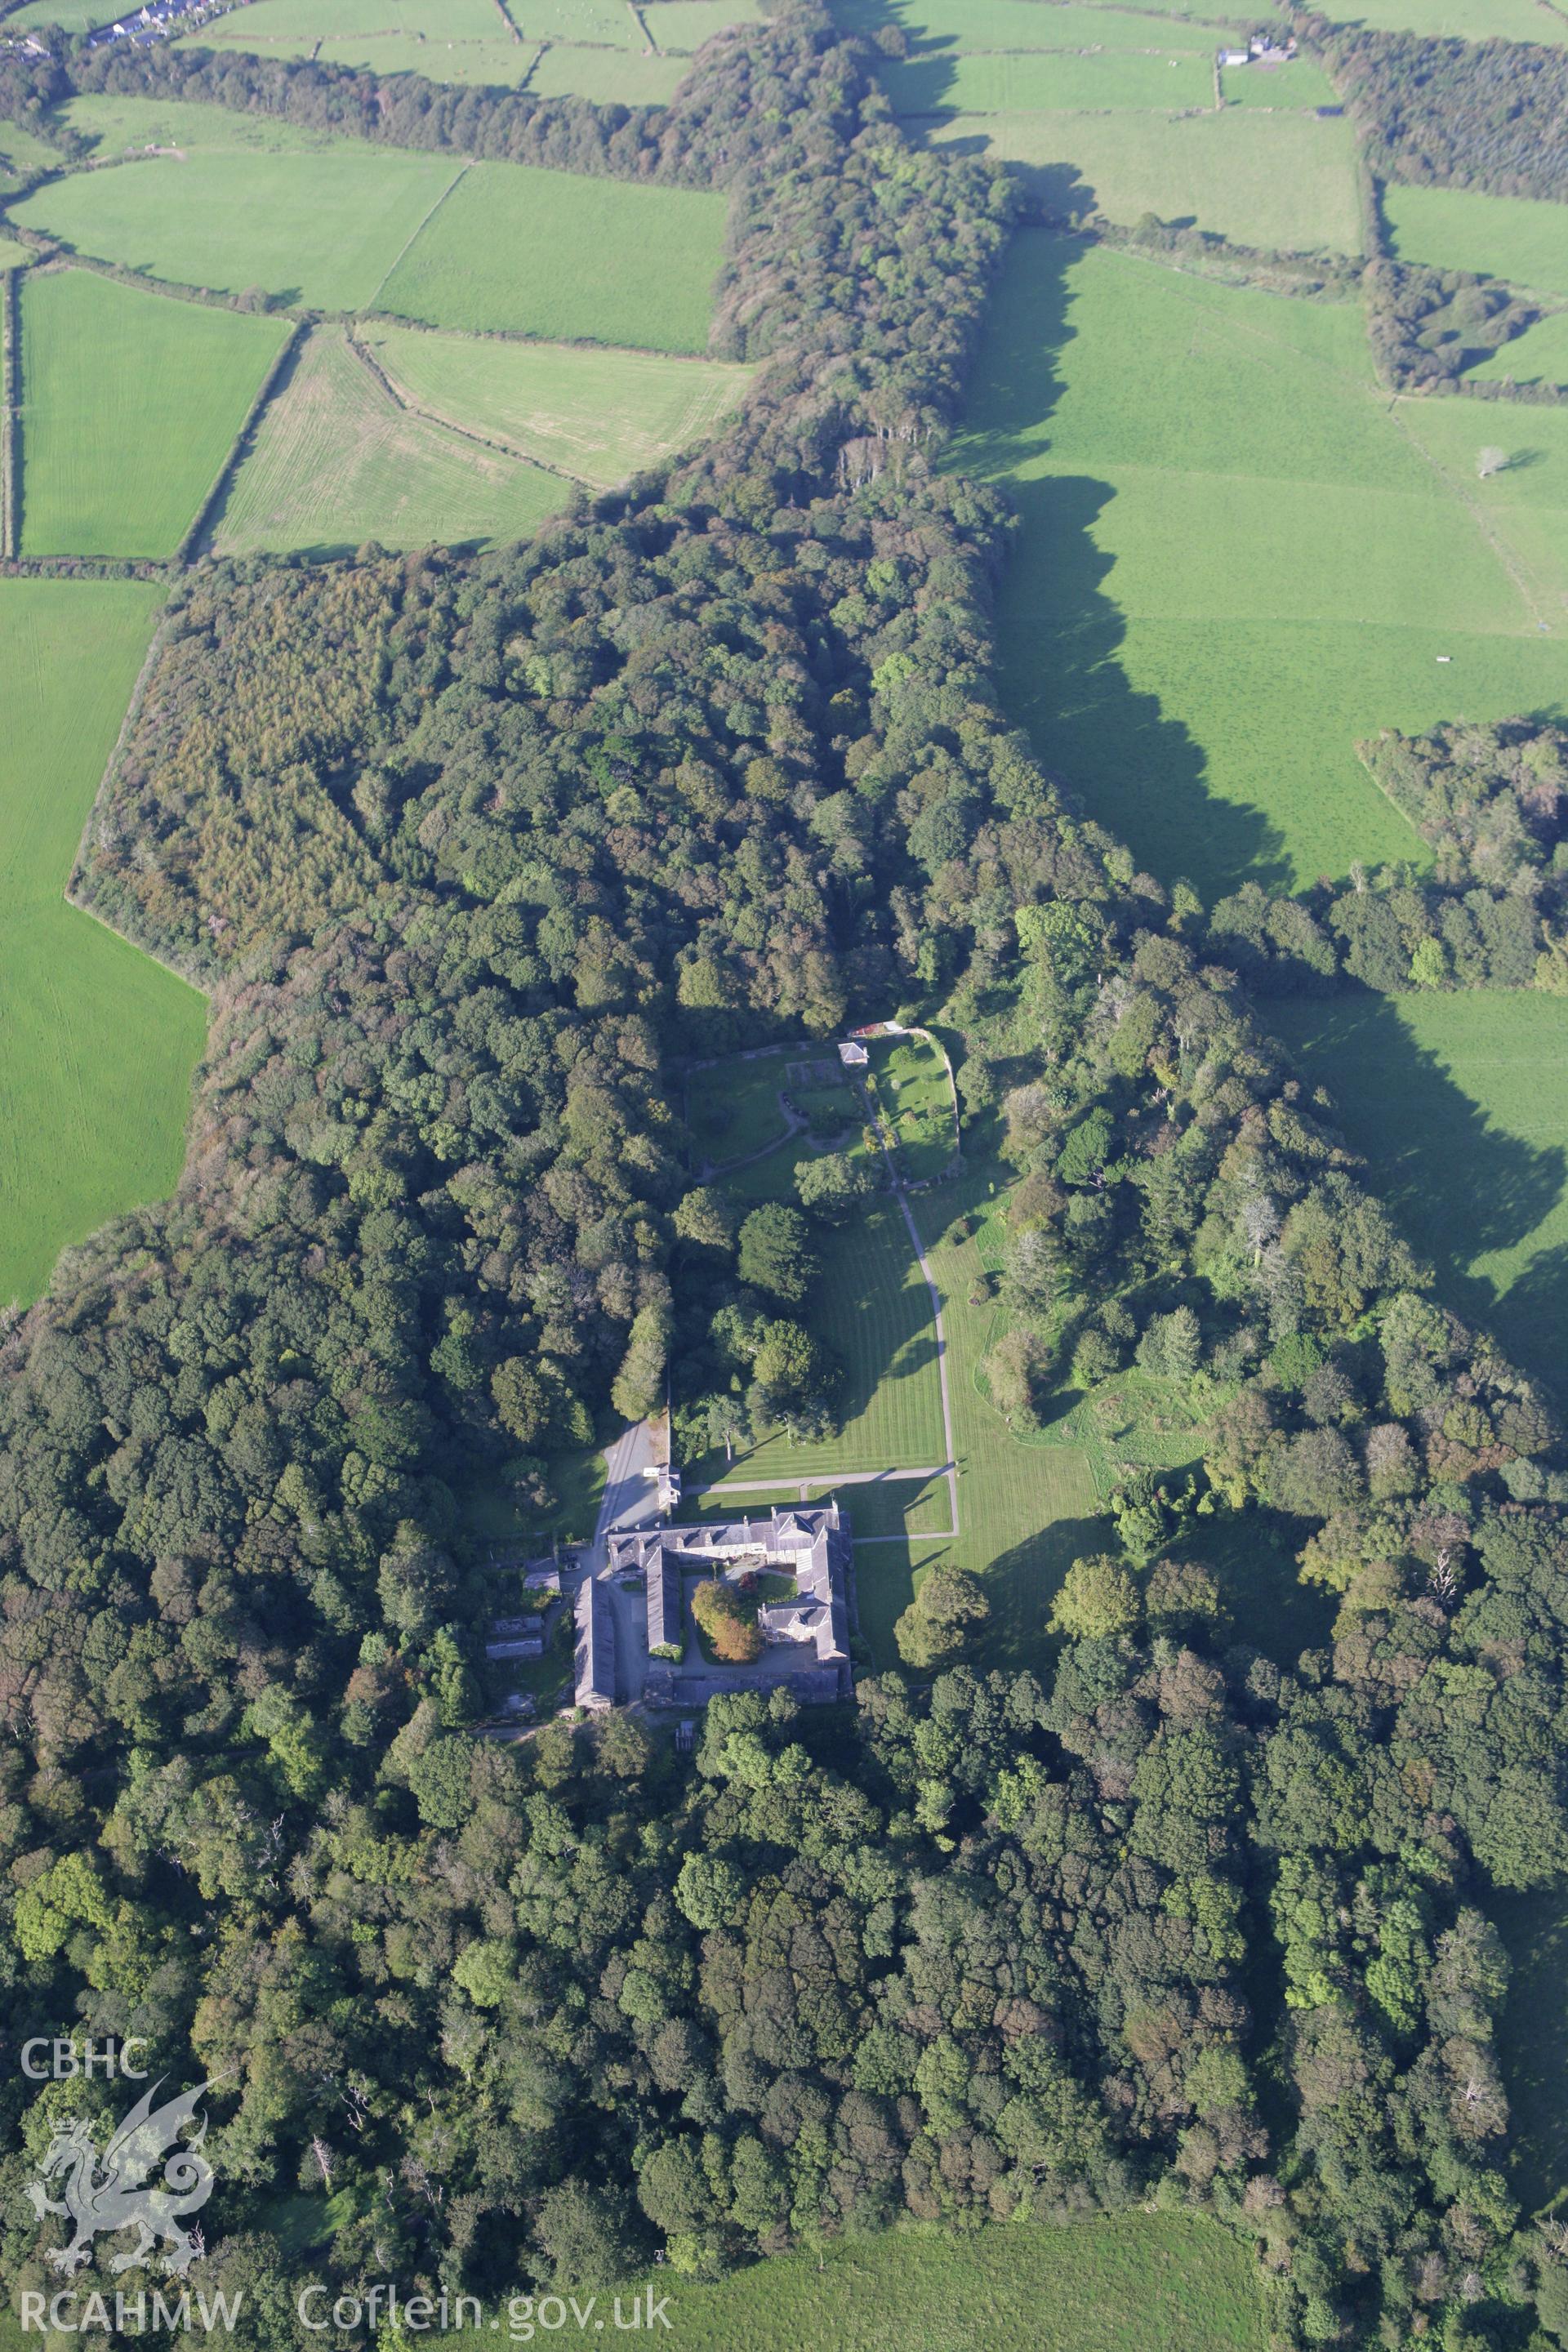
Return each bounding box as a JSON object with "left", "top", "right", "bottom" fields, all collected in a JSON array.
[
  {"left": 9, "top": 145, "right": 465, "bottom": 310},
  {"left": 526, "top": 45, "right": 690, "bottom": 101},
  {"left": 0, "top": 239, "right": 30, "bottom": 271},
  {"left": 1221, "top": 57, "right": 1340, "bottom": 106},
  {"left": 695, "top": 1200, "right": 950, "bottom": 1482},
  {"left": 58, "top": 95, "right": 346, "bottom": 154},
  {"left": 1392, "top": 394, "right": 1568, "bottom": 612},
  {"left": 831, "top": 0, "right": 1230, "bottom": 47},
  {"left": 1267, "top": 991, "right": 1568, "bottom": 1401},
  {"left": 928, "top": 107, "right": 1364, "bottom": 254},
  {"left": 428, "top": 2215, "right": 1262, "bottom": 2352},
  {"left": 1307, "top": 0, "right": 1568, "bottom": 39},
  {"left": 18, "top": 269, "right": 286, "bottom": 559},
  {"left": 576, "top": 2201, "right": 1278, "bottom": 2352},
  {"left": 7, "top": 0, "right": 110, "bottom": 24},
  {"left": 212, "top": 326, "right": 568, "bottom": 558},
  {"left": 375, "top": 162, "right": 727, "bottom": 351},
  {"left": 1383, "top": 182, "right": 1568, "bottom": 300},
  {"left": 315, "top": 34, "right": 541, "bottom": 82},
  {"left": 0, "top": 581, "right": 207, "bottom": 1307},
  {"left": 1468, "top": 307, "right": 1568, "bottom": 388},
  {"left": 172, "top": 0, "right": 505, "bottom": 44},
  {"left": 951, "top": 234, "right": 1566, "bottom": 898},
  {"left": 507, "top": 0, "right": 638, "bottom": 38},
  {"left": 883, "top": 47, "right": 1216, "bottom": 111},
  {"left": 650, "top": 0, "right": 770, "bottom": 47},
  {"left": 359, "top": 323, "right": 753, "bottom": 486},
  {"left": 0, "top": 120, "right": 62, "bottom": 175}
]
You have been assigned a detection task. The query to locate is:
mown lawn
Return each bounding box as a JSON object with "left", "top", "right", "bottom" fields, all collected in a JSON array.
[
  {"left": 700, "top": 1200, "right": 951, "bottom": 1481},
  {"left": 687, "top": 1045, "right": 798, "bottom": 1169},
  {"left": 1384, "top": 181, "right": 1568, "bottom": 299},
  {"left": 909, "top": 1171, "right": 1102, "bottom": 1673},
  {"left": 868, "top": 1031, "right": 956, "bottom": 1181},
  {"left": 430, "top": 2212, "right": 1266, "bottom": 2352},
  {"left": 928, "top": 107, "right": 1363, "bottom": 256},
  {"left": 363, "top": 322, "right": 754, "bottom": 488},
  {"left": 11, "top": 142, "right": 465, "bottom": 310},
  {"left": 19, "top": 269, "right": 286, "bottom": 559},
  {"left": 212, "top": 325, "right": 567, "bottom": 557},
  {"left": 0, "top": 581, "right": 207, "bottom": 1306},
  {"left": 1267, "top": 991, "right": 1568, "bottom": 1403},
  {"left": 376, "top": 162, "right": 727, "bottom": 352},
  {"left": 951, "top": 232, "right": 1563, "bottom": 898}
]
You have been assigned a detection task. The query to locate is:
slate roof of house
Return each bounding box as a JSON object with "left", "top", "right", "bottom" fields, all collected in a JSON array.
[
  {"left": 573, "top": 1576, "right": 615, "bottom": 1709},
  {"left": 607, "top": 1503, "right": 852, "bottom": 1698}
]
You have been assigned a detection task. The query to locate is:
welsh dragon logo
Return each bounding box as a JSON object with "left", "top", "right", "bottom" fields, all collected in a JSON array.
[{"left": 25, "top": 2076, "right": 220, "bottom": 2276}]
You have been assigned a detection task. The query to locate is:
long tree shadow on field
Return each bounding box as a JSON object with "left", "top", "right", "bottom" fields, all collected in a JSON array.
[
  {"left": 1488, "top": 1885, "right": 1568, "bottom": 2216},
  {"left": 975, "top": 1514, "right": 1106, "bottom": 1678},
  {"left": 1281, "top": 994, "right": 1568, "bottom": 1405},
  {"left": 950, "top": 228, "right": 1292, "bottom": 895}
]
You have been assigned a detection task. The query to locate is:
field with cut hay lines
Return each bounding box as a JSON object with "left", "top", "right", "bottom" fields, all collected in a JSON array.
[
  {"left": 362, "top": 323, "right": 755, "bottom": 487},
  {"left": 212, "top": 325, "right": 569, "bottom": 556}
]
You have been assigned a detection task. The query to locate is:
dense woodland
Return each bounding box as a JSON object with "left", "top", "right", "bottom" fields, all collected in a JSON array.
[
  {"left": 1303, "top": 11, "right": 1568, "bottom": 203},
  {"left": 4, "top": 10, "right": 1568, "bottom": 2351},
  {"left": 1208, "top": 719, "right": 1568, "bottom": 996}
]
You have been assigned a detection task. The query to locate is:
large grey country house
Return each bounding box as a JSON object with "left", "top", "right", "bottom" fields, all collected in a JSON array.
[{"left": 573, "top": 1501, "right": 855, "bottom": 1713}]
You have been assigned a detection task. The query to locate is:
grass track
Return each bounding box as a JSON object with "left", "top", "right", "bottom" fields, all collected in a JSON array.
[
  {"left": 952, "top": 234, "right": 1567, "bottom": 897},
  {"left": 362, "top": 323, "right": 753, "bottom": 486},
  {"left": 0, "top": 581, "right": 206, "bottom": 1306},
  {"left": 928, "top": 108, "right": 1363, "bottom": 255},
  {"left": 1267, "top": 991, "right": 1568, "bottom": 1402},
  {"left": 376, "top": 162, "right": 727, "bottom": 350},
  {"left": 10, "top": 145, "right": 466, "bottom": 310},
  {"left": 19, "top": 269, "right": 286, "bottom": 559},
  {"left": 212, "top": 325, "right": 568, "bottom": 556}
]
